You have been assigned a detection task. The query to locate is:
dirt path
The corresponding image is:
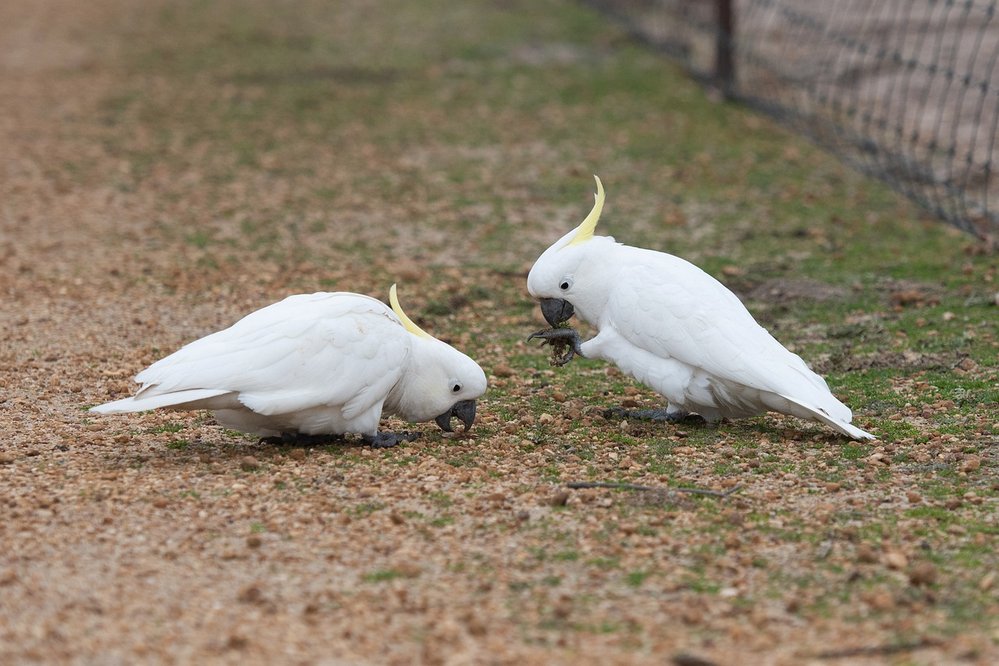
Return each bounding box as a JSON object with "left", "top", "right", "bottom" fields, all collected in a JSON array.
[{"left": 2, "top": 1, "right": 997, "bottom": 664}]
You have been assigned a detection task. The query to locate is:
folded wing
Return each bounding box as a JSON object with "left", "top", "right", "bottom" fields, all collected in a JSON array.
[
  {"left": 94, "top": 292, "right": 410, "bottom": 419},
  {"left": 609, "top": 250, "right": 853, "bottom": 423}
]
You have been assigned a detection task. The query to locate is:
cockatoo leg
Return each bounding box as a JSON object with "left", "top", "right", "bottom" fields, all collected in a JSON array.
[
  {"left": 363, "top": 431, "right": 421, "bottom": 449},
  {"left": 527, "top": 327, "right": 585, "bottom": 366}
]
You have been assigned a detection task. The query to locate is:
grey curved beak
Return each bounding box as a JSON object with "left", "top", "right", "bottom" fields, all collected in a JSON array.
[
  {"left": 540, "top": 298, "right": 575, "bottom": 327},
  {"left": 435, "top": 399, "right": 477, "bottom": 433}
]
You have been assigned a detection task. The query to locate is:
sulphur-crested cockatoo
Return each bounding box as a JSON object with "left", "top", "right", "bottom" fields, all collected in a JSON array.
[
  {"left": 526, "top": 176, "right": 874, "bottom": 441},
  {"left": 91, "top": 285, "right": 487, "bottom": 447}
]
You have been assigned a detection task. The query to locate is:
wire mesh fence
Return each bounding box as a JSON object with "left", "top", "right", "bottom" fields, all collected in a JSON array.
[{"left": 585, "top": 0, "right": 999, "bottom": 240}]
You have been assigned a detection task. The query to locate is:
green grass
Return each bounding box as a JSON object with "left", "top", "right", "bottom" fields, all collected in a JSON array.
[
  {"left": 85, "top": 0, "right": 999, "bottom": 654},
  {"left": 362, "top": 569, "right": 405, "bottom": 583}
]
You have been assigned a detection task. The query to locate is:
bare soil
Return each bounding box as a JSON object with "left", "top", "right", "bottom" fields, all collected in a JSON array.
[{"left": 2, "top": 1, "right": 997, "bottom": 665}]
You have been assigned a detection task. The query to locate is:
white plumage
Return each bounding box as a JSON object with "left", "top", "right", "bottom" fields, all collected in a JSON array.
[
  {"left": 527, "top": 176, "right": 875, "bottom": 441},
  {"left": 91, "top": 288, "right": 487, "bottom": 445}
]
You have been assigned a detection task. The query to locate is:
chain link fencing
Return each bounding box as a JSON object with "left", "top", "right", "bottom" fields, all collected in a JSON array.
[{"left": 585, "top": 0, "right": 999, "bottom": 240}]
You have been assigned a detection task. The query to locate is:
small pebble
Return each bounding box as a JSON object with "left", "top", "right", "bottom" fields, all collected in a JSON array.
[
  {"left": 856, "top": 543, "right": 878, "bottom": 564},
  {"left": 226, "top": 634, "right": 249, "bottom": 650},
  {"left": 549, "top": 491, "right": 570, "bottom": 507},
  {"left": 908, "top": 562, "right": 937, "bottom": 586},
  {"left": 237, "top": 585, "right": 263, "bottom": 604},
  {"left": 865, "top": 590, "right": 894, "bottom": 610},
  {"left": 240, "top": 456, "right": 260, "bottom": 471},
  {"left": 395, "top": 562, "right": 422, "bottom": 578},
  {"left": 883, "top": 550, "right": 908, "bottom": 570},
  {"left": 960, "top": 456, "right": 981, "bottom": 473},
  {"left": 492, "top": 364, "right": 514, "bottom": 378}
]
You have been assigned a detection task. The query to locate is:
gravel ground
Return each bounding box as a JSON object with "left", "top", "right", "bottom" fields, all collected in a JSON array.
[{"left": 2, "top": 1, "right": 997, "bottom": 664}]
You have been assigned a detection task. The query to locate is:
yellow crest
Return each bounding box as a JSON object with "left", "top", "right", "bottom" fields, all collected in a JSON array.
[
  {"left": 389, "top": 284, "right": 431, "bottom": 338},
  {"left": 567, "top": 175, "right": 605, "bottom": 246}
]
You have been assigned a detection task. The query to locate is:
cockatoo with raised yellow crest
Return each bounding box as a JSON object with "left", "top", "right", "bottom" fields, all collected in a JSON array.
[
  {"left": 527, "top": 176, "right": 875, "bottom": 441},
  {"left": 91, "top": 285, "right": 488, "bottom": 447}
]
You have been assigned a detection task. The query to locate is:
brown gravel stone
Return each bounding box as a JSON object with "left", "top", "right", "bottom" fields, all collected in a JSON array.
[
  {"left": 864, "top": 590, "right": 895, "bottom": 611},
  {"left": 960, "top": 456, "right": 982, "bottom": 473},
  {"left": 909, "top": 562, "right": 938, "bottom": 587},
  {"left": 492, "top": 364, "right": 514, "bottom": 378},
  {"left": 856, "top": 544, "right": 879, "bottom": 564},
  {"left": 548, "top": 491, "right": 570, "bottom": 507},
  {"left": 240, "top": 456, "right": 261, "bottom": 471},
  {"left": 394, "top": 562, "right": 422, "bottom": 578},
  {"left": 237, "top": 585, "right": 264, "bottom": 604},
  {"left": 883, "top": 550, "right": 909, "bottom": 570}
]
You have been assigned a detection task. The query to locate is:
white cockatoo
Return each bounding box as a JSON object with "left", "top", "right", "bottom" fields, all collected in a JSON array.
[
  {"left": 526, "top": 176, "right": 875, "bottom": 441},
  {"left": 91, "top": 285, "right": 488, "bottom": 447}
]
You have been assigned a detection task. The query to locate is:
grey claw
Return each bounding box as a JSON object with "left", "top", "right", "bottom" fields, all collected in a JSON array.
[
  {"left": 364, "top": 431, "right": 420, "bottom": 449},
  {"left": 527, "top": 327, "right": 584, "bottom": 366}
]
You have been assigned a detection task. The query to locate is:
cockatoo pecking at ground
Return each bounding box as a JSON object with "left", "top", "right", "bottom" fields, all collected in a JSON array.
[
  {"left": 526, "top": 176, "right": 875, "bottom": 441},
  {"left": 91, "top": 285, "right": 488, "bottom": 447}
]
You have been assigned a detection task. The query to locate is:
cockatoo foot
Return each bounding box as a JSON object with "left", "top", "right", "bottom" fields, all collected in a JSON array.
[
  {"left": 363, "top": 431, "right": 421, "bottom": 449},
  {"left": 527, "top": 327, "right": 584, "bottom": 366}
]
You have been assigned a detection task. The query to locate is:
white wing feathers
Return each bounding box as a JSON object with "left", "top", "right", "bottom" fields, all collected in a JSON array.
[
  {"left": 96, "top": 292, "right": 409, "bottom": 419},
  {"left": 609, "top": 248, "right": 866, "bottom": 434}
]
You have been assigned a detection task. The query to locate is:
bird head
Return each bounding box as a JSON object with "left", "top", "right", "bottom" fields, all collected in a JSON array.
[
  {"left": 527, "top": 175, "right": 615, "bottom": 327},
  {"left": 387, "top": 285, "right": 487, "bottom": 432}
]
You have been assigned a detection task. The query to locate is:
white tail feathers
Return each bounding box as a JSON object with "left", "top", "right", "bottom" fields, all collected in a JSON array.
[
  {"left": 90, "top": 388, "right": 233, "bottom": 414},
  {"left": 778, "top": 394, "right": 876, "bottom": 441}
]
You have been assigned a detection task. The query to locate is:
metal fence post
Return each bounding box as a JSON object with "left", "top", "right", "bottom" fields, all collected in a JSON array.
[{"left": 715, "top": 0, "right": 735, "bottom": 96}]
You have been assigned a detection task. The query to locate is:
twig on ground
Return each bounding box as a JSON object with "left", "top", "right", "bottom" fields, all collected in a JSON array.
[
  {"left": 565, "top": 481, "right": 742, "bottom": 498},
  {"left": 671, "top": 652, "right": 719, "bottom": 666},
  {"left": 813, "top": 638, "right": 936, "bottom": 659}
]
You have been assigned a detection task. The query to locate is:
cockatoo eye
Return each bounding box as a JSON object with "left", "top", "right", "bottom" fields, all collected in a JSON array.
[
  {"left": 559, "top": 278, "right": 572, "bottom": 291},
  {"left": 452, "top": 383, "right": 462, "bottom": 393}
]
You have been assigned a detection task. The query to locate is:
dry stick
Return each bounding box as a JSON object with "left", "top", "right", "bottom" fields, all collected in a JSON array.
[
  {"left": 813, "top": 638, "right": 935, "bottom": 660},
  {"left": 566, "top": 481, "right": 742, "bottom": 498}
]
